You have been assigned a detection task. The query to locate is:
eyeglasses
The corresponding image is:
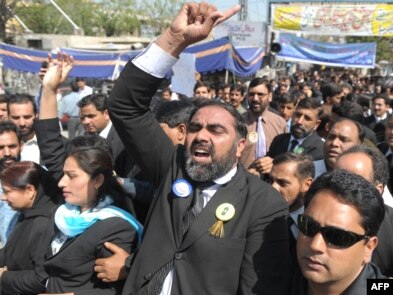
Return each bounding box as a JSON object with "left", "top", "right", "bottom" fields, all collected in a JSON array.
[
  {"left": 248, "top": 92, "right": 269, "bottom": 98},
  {"left": 297, "top": 214, "right": 369, "bottom": 248}
]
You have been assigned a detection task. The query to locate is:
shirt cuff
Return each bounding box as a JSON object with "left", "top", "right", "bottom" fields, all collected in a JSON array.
[{"left": 132, "top": 42, "right": 178, "bottom": 78}]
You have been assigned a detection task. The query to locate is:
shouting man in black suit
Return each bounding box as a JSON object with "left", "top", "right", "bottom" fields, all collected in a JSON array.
[{"left": 107, "top": 2, "right": 291, "bottom": 295}]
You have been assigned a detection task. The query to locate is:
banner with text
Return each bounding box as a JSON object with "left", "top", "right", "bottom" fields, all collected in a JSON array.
[
  {"left": 272, "top": 4, "right": 393, "bottom": 36},
  {"left": 277, "top": 33, "right": 376, "bottom": 68}
]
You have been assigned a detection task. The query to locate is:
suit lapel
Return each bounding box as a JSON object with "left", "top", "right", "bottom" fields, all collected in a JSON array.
[{"left": 180, "top": 169, "right": 247, "bottom": 250}]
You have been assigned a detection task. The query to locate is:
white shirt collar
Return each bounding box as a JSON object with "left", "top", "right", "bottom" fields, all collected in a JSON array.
[
  {"left": 213, "top": 165, "right": 237, "bottom": 185},
  {"left": 23, "top": 134, "right": 37, "bottom": 145},
  {"left": 374, "top": 113, "right": 387, "bottom": 122},
  {"left": 99, "top": 121, "right": 112, "bottom": 139}
]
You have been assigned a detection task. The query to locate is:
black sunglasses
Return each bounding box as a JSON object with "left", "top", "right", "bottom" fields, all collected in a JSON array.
[{"left": 297, "top": 214, "right": 369, "bottom": 248}]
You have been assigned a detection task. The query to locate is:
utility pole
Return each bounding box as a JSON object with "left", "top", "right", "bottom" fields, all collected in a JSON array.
[{"left": 239, "top": 0, "right": 247, "bottom": 21}]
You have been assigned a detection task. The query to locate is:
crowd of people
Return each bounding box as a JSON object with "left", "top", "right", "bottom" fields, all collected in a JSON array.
[{"left": 0, "top": 2, "right": 392, "bottom": 295}]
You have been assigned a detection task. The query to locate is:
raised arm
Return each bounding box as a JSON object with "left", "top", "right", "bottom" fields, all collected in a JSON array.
[
  {"left": 108, "top": 2, "right": 240, "bottom": 186},
  {"left": 36, "top": 53, "right": 74, "bottom": 181}
]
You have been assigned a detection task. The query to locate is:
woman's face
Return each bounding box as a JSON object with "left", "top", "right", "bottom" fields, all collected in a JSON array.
[
  {"left": 1, "top": 184, "right": 35, "bottom": 211},
  {"left": 58, "top": 156, "right": 101, "bottom": 212}
]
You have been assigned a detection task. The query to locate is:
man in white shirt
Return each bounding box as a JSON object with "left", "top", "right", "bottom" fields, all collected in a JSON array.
[
  {"left": 7, "top": 94, "right": 40, "bottom": 164},
  {"left": 76, "top": 77, "right": 93, "bottom": 98}
]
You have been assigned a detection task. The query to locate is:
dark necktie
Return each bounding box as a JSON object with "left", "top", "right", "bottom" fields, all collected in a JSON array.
[
  {"left": 289, "top": 139, "right": 299, "bottom": 152},
  {"left": 145, "top": 182, "right": 213, "bottom": 295}
]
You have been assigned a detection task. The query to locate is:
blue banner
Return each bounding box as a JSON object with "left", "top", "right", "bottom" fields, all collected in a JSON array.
[{"left": 277, "top": 33, "right": 376, "bottom": 68}]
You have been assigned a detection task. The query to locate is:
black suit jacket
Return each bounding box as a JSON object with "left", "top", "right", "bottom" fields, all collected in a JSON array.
[
  {"left": 109, "top": 61, "right": 291, "bottom": 295},
  {"left": 268, "top": 132, "right": 324, "bottom": 160},
  {"left": 44, "top": 217, "right": 137, "bottom": 294},
  {"left": 372, "top": 205, "right": 393, "bottom": 277},
  {"left": 364, "top": 115, "right": 388, "bottom": 144}
]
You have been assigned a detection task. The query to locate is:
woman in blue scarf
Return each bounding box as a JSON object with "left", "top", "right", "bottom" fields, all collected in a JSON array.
[{"left": 43, "top": 147, "right": 142, "bottom": 294}]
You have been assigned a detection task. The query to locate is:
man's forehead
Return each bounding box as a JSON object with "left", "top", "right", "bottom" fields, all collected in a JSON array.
[
  {"left": 191, "top": 106, "right": 235, "bottom": 124},
  {"left": 9, "top": 102, "right": 34, "bottom": 114},
  {"left": 0, "top": 131, "right": 19, "bottom": 142}
]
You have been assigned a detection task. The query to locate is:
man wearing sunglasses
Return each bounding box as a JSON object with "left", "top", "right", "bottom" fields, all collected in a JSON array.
[
  {"left": 293, "top": 170, "right": 386, "bottom": 295},
  {"left": 336, "top": 145, "right": 393, "bottom": 277}
]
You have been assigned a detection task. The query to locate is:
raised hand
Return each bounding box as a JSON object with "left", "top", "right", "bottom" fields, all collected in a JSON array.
[
  {"left": 42, "top": 52, "right": 74, "bottom": 93},
  {"left": 156, "top": 2, "right": 240, "bottom": 57}
]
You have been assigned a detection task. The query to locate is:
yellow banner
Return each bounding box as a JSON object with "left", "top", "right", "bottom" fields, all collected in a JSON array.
[{"left": 272, "top": 4, "right": 393, "bottom": 37}]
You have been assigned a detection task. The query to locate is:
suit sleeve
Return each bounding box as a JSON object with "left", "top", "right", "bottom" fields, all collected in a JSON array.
[
  {"left": 108, "top": 61, "right": 176, "bottom": 187},
  {"left": 238, "top": 182, "right": 291, "bottom": 294},
  {"left": 74, "top": 218, "right": 138, "bottom": 295},
  {"left": 35, "top": 118, "right": 68, "bottom": 182}
]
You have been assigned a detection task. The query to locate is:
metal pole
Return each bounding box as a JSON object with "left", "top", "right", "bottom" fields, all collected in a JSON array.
[
  {"left": 48, "top": 0, "right": 82, "bottom": 32},
  {"left": 13, "top": 15, "right": 32, "bottom": 33}
]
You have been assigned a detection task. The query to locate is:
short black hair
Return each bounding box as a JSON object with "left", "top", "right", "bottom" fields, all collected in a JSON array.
[
  {"left": 304, "top": 169, "right": 385, "bottom": 237},
  {"left": 190, "top": 100, "right": 247, "bottom": 139},
  {"left": 7, "top": 94, "right": 37, "bottom": 114},
  {"left": 0, "top": 94, "right": 9, "bottom": 104},
  {"left": 248, "top": 77, "right": 272, "bottom": 93},
  {"left": 77, "top": 94, "right": 107, "bottom": 112},
  {"left": 154, "top": 100, "right": 194, "bottom": 128},
  {"left": 372, "top": 94, "right": 390, "bottom": 105},
  {"left": 230, "top": 84, "right": 246, "bottom": 95},
  {"left": 296, "top": 97, "right": 322, "bottom": 118},
  {"left": 339, "top": 145, "right": 389, "bottom": 187},
  {"left": 0, "top": 121, "right": 22, "bottom": 142},
  {"left": 193, "top": 81, "right": 210, "bottom": 93},
  {"left": 320, "top": 83, "right": 343, "bottom": 101},
  {"left": 273, "top": 152, "right": 315, "bottom": 180},
  {"left": 332, "top": 100, "right": 365, "bottom": 124},
  {"left": 69, "top": 134, "right": 112, "bottom": 156}
]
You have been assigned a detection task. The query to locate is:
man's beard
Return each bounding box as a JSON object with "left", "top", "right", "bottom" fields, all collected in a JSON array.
[
  {"left": 184, "top": 140, "right": 237, "bottom": 182},
  {"left": 290, "top": 124, "right": 313, "bottom": 139},
  {"left": 0, "top": 155, "right": 20, "bottom": 171}
]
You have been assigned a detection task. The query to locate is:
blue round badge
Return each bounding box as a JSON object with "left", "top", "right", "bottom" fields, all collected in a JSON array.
[{"left": 172, "top": 179, "right": 192, "bottom": 198}]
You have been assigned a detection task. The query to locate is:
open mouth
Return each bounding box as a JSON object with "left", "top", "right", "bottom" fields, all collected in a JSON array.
[{"left": 191, "top": 144, "right": 213, "bottom": 163}]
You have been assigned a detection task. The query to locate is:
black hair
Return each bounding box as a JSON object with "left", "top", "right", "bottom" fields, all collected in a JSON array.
[
  {"left": 248, "top": 77, "right": 272, "bottom": 93},
  {"left": 339, "top": 145, "right": 389, "bottom": 187},
  {"left": 296, "top": 97, "right": 323, "bottom": 119},
  {"left": 69, "top": 134, "right": 112, "bottom": 156},
  {"left": 77, "top": 94, "right": 107, "bottom": 112},
  {"left": 304, "top": 169, "right": 385, "bottom": 237},
  {"left": 154, "top": 100, "right": 194, "bottom": 128},
  {"left": 273, "top": 152, "right": 315, "bottom": 180},
  {"left": 70, "top": 82, "right": 79, "bottom": 93},
  {"left": 67, "top": 147, "right": 129, "bottom": 211},
  {"left": 372, "top": 94, "right": 390, "bottom": 105},
  {"left": 193, "top": 81, "right": 210, "bottom": 93},
  {"left": 332, "top": 100, "right": 365, "bottom": 124},
  {"left": 7, "top": 94, "right": 37, "bottom": 114},
  {"left": 0, "top": 121, "right": 22, "bottom": 142},
  {"left": 230, "top": 84, "right": 246, "bottom": 95},
  {"left": 189, "top": 100, "right": 247, "bottom": 139},
  {"left": 320, "top": 83, "right": 343, "bottom": 101}
]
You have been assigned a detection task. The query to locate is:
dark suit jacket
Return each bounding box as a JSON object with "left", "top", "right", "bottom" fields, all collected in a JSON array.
[
  {"left": 372, "top": 205, "right": 393, "bottom": 277},
  {"left": 109, "top": 61, "right": 291, "bottom": 295},
  {"left": 268, "top": 132, "right": 324, "bottom": 161},
  {"left": 44, "top": 217, "right": 137, "bottom": 294},
  {"left": 364, "top": 115, "right": 388, "bottom": 144}
]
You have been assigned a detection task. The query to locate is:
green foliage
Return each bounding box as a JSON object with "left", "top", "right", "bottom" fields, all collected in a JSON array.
[
  {"left": 346, "top": 36, "right": 393, "bottom": 63},
  {"left": 13, "top": 0, "right": 140, "bottom": 36}
]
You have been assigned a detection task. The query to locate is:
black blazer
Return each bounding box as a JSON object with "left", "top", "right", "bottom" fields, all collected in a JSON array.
[
  {"left": 108, "top": 61, "right": 291, "bottom": 295},
  {"left": 364, "top": 116, "right": 388, "bottom": 144},
  {"left": 268, "top": 132, "right": 324, "bottom": 161},
  {"left": 0, "top": 186, "right": 57, "bottom": 294},
  {"left": 44, "top": 217, "right": 137, "bottom": 294},
  {"left": 372, "top": 205, "right": 393, "bottom": 277}
]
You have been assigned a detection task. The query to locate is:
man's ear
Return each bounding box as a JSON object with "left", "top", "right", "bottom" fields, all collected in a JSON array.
[
  {"left": 236, "top": 138, "right": 246, "bottom": 158},
  {"left": 363, "top": 236, "right": 378, "bottom": 264},
  {"left": 177, "top": 124, "right": 187, "bottom": 144},
  {"left": 313, "top": 119, "right": 321, "bottom": 131},
  {"left": 301, "top": 177, "right": 313, "bottom": 194}
]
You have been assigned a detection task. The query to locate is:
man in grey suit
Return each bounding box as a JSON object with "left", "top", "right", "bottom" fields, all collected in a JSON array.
[{"left": 107, "top": 2, "right": 291, "bottom": 295}]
